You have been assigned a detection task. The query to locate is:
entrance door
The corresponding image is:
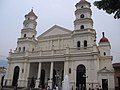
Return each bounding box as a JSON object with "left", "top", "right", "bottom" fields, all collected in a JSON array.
[
  {"left": 118, "top": 77, "right": 120, "bottom": 90},
  {"left": 102, "top": 79, "right": 108, "bottom": 90},
  {"left": 76, "top": 64, "right": 86, "bottom": 90},
  {"left": 40, "top": 69, "right": 45, "bottom": 88},
  {"left": 12, "top": 66, "right": 20, "bottom": 86}
]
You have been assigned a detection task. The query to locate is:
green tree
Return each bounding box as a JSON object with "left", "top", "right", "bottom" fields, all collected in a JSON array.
[{"left": 94, "top": 0, "right": 120, "bottom": 19}]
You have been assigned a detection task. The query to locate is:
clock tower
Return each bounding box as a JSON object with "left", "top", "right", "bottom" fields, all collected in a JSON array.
[{"left": 16, "top": 9, "right": 38, "bottom": 52}]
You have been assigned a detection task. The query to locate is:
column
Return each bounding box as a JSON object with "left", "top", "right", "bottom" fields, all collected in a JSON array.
[
  {"left": 20, "top": 61, "right": 27, "bottom": 87},
  {"left": 63, "top": 60, "right": 69, "bottom": 87},
  {"left": 50, "top": 40, "right": 53, "bottom": 50},
  {"left": 25, "top": 63, "right": 30, "bottom": 87},
  {"left": 50, "top": 62, "right": 53, "bottom": 80},
  {"left": 94, "top": 55, "right": 99, "bottom": 81},
  {"left": 35, "top": 62, "right": 41, "bottom": 88},
  {"left": 9, "top": 63, "right": 13, "bottom": 85},
  {"left": 58, "top": 39, "right": 60, "bottom": 49},
  {"left": 48, "top": 62, "right": 53, "bottom": 89},
  {"left": 24, "top": 62, "right": 27, "bottom": 79},
  {"left": 64, "top": 58, "right": 69, "bottom": 77},
  {"left": 66, "top": 47, "right": 69, "bottom": 54}
]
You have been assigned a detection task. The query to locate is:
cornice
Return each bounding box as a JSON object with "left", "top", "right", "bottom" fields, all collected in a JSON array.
[
  {"left": 75, "top": 8, "right": 92, "bottom": 15},
  {"left": 17, "top": 37, "right": 38, "bottom": 44},
  {"left": 74, "top": 18, "right": 93, "bottom": 24},
  {"left": 21, "top": 28, "right": 37, "bottom": 33},
  {"left": 38, "top": 33, "right": 72, "bottom": 41},
  {"left": 72, "top": 28, "right": 96, "bottom": 36},
  {"left": 100, "top": 56, "right": 113, "bottom": 60}
]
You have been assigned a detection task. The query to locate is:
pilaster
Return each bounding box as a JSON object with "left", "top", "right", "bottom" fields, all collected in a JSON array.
[
  {"left": 48, "top": 62, "right": 54, "bottom": 89},
  {"left": 35, "top": 62, "right": 41, "bottom": 88}
]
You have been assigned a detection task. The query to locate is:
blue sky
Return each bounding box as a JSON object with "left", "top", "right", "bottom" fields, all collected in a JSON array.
[{"left": 0, "top": 0, "right": 120, "bottom": 64}]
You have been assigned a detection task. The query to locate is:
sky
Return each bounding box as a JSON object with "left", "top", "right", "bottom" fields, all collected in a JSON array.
[{"left": 0, "top": 0, "right": 120, "bottom": 64}]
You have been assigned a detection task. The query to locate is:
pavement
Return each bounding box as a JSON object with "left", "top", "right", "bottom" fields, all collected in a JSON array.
[
  {"left": 1, "top": 87, "right": 40, "bottom": 90},
  {"left": 1, "top": 87, "right": 30, "bottom": 90}
]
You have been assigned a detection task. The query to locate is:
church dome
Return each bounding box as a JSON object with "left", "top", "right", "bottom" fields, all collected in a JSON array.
[{"left": 100, "top": 32, "right": 109, "bottom": 42}]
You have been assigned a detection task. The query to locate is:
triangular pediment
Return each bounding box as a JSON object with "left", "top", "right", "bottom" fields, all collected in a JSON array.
[
  {"left": 38, "top": 25, "right": 72, "bottom": 38},
  {"left": 98, "top": 67, "right": 113, "bottom": 73}
]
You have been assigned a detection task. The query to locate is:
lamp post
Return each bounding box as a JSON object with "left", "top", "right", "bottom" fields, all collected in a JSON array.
[
  {"left": 91, "top": 82, "right": 94, "bottom": 90},
  {"left": 55, "top": 70, "right": 61, "bottom": 90}
]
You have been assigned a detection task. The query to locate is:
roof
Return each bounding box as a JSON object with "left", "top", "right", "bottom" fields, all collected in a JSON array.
[
  {"left": 99, "top": 32, "right": 109, "bottom": 43},
  {"left": 113, "top": 63, "right": 120, "bottom": 68},
  {"left": 37, "top": 25, "right": 72, "bottom": 39},
  {"left": 98, "top": 67, "right": 113, "bottom": 73},
  {"left": 76, "top": 0, "right": 90, "bottom": 6},
  {"left": 25, "top": 9, "right": 38, "bottom": 18}
]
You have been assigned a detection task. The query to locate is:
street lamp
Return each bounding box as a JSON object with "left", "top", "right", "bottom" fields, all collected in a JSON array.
[{"left": 55, "top": 70, "right": 61, "bottom": 90}]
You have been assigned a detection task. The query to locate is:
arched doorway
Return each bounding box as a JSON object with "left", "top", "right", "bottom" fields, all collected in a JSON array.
[
  {"left": 12, "top": 66, "right": 20, "bottom": 86},
  {"left": 76, "top": 64, "right": 86, "bottom": 90}
]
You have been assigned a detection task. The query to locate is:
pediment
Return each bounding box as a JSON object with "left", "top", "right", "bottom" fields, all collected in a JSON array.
[
  {"left": 38, "top": 25, "right": 72, "bottom": 38},
  {"left": 98, "top": 67, "right": 113, "bottom": 73}
]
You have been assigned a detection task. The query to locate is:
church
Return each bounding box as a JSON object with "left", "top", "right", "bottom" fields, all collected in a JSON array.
[{"left": 5, "top": 0, "right": 115, "bottom": 89}]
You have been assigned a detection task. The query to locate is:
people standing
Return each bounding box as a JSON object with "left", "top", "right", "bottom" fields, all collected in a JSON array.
[
  {"left": 47, "top": 86, "right": 50, "bottom": 90},
  {"left": 56, "top": 86, "right": 58, "bottom": 90}
]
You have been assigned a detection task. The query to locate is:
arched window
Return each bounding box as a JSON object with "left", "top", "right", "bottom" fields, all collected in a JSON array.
[
  {"left": 81, "top": 6, "right": 84, "bottom": 8},
  {"left": 81, "top": 14, "right": 84, "bottom": 18},
  {"left": 32, "top": 35, "right": 34, "bottom": 38},
  {"left": 12, "top": 66, "right": 20, "bottom": 86},
  {"left": 84, "top": 40, "right": 87, "bottom": 47},
  {"left": 18, "top": 47, "right": 21, "bottom": 52},
  {"left": 81, "top": 25, "right": 84, "bottom": 29},
  {"left": 69, "top": 68, "right": 71, "bottom": 74},
  {"left": 76, "top": 64, "right": 86, "bottom": 89},
  {"left": 77, "top": 41, "right": 80, "bottom": 48},
  {"left": 32, "top": 48, "right": 34, "bottom": 52},
  {"left": 23, "top": 47, "right": 25, "bottom": 52},
  {"left": 104, "top": 52, "right": 106, "bottom": 56},
  {"left": 24, "top": 34, "right": 26, "bottom": 38}
]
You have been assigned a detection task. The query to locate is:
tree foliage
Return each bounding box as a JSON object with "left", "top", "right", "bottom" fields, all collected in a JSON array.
[{"left": 94, "top": 0, "right": 120, "bottom": 19}]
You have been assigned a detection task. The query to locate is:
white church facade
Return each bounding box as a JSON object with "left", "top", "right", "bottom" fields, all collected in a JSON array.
[{"left": 5, "top": 0, "right": 115, "bottom": 89}]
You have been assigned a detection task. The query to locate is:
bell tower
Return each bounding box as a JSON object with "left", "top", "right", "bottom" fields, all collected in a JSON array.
[
  {"left": 16, "top": 9, "right": 38, "bottom": 52},
  {"left": 73, "top": 0, "right": 96, "bottom": 48},
  {"left": 22, "top": 9, "right": 38, "bottom": 38},
  {"left": 74, "top": 0, "right": 93, "bottom": 30}
]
